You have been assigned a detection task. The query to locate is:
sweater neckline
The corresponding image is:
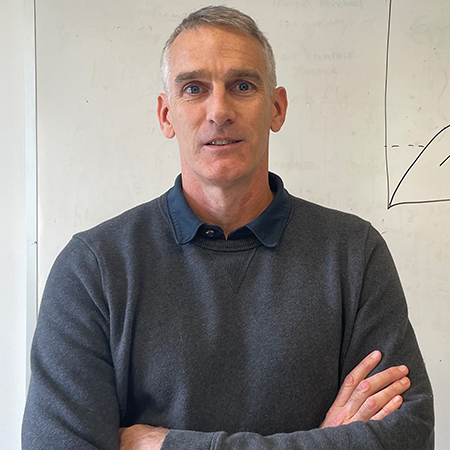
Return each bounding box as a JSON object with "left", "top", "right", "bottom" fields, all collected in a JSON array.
[{"left": 190, "top": 234, "right": 262, "bottom": 252}]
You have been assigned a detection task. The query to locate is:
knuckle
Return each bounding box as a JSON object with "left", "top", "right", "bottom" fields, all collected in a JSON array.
[
  {"left": 356, "top": 379, "right": 370, "bottom": 394},
  {"left": 364, "top": 396, "right": 378, "bottom": 411},
  {"left": 344, "top": 374, "right": 355, "bottom": 387},
  {"left": 324, "top": 411, "right": 346, "bottom": 428},
  {"left": 360, "top": 359, "right": 369, "bottom": 370}
]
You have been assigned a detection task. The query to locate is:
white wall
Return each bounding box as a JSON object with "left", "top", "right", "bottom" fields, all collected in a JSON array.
[
  {"left": 6, "top": 0, "right": 448, "bottom": 448},
  {"left": 0, "top": 1, "right": 28, "bottom": 449},
  {"left": 35, "top": 4, "right": 449, "bottom": 447}
]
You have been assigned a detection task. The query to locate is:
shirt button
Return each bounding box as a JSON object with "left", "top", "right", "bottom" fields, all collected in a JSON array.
[{"left": 205, "top": 229, "right": 215, "bottom": 237}]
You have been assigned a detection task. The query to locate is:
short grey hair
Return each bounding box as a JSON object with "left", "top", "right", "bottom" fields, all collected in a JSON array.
[{"left": 160, "top": 5, "right": 277, "bottom": 97}]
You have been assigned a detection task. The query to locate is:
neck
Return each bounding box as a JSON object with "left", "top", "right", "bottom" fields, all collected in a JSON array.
[{"left": 182, "top": 172, "right": 273, "bottom": 238}]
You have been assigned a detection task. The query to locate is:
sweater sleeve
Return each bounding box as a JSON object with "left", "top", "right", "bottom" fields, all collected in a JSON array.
[
  {"left": 159, "top": 226, "right": 434, "bottom": 450},
  {"left": 22, "top": 237, "right": 121, "bottom": 450}
]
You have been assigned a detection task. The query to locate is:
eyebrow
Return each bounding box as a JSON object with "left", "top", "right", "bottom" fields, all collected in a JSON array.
[
  {"left": 174, "top": 70, "right": 209, "bottom": 85},
  {"left": 226, "top": 69, "right": 264, "bottom": 84},
  {"left": 173, "top": 68, "right": 264, "bottom": 85}
]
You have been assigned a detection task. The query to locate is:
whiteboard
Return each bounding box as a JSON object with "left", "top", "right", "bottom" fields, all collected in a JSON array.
[{"left": 36, "top": 0, "right": 449, "bottom": 447}]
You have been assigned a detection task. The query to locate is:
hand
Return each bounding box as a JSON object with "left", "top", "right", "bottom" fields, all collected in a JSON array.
[
  {"left": 119, "top": 424, "right": 168, "bottom": 450},
  {"left": 320, "top": 351, "right": 411, "bottom": 428}
]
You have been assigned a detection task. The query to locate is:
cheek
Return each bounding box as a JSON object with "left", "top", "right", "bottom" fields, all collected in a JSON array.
[
  {"left": 173, "top": 118, "right": 192, "bottom": 140},
  {"left": 251, "top": 103, "right": 272, "bottom": 126},
  {"left": 254, "top": 114, "right": 272, "bottom": 139},
  {"left": 175, "top": 111, "right": 202, "bottom": 135}
]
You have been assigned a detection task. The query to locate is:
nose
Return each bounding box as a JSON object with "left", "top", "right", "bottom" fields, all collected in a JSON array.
[{"left": 206, "top": 86, "right": 235, "bottom": 126}]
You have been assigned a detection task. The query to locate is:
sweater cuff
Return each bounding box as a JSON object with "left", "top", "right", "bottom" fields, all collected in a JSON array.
[{"left": 161, "top": 429, "right": 218, "bottom": 450}]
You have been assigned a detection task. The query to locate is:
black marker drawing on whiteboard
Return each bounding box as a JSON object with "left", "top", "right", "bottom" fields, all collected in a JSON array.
[{"left": 384, "top": 0, "right": 450, "bottom": 209}]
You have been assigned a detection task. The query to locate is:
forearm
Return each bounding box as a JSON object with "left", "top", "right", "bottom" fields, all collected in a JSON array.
[
  {"left": 125, "top": 357, "right": 433, "bottom": 450},
  {"left": 160, "top": 416, "right": 433, "bottom": 450},
  {"left": 162, "top": 232, "right": 435, "bottom": 450}
]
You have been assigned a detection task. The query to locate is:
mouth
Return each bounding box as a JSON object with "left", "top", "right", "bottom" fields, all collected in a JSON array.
[{"left": 205, "top": 139, "right": 242, "bottom": 147}]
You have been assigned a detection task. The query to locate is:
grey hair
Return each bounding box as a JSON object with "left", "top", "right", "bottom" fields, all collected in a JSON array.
[{"left": 160, "top": 5, "right": 277, "bottom": 97}]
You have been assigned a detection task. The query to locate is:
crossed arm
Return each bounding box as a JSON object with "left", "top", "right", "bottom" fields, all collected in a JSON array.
[
  {"left": 23, "top": 232, "right": 434, "bottom": 449},
  {"left": 119, "top": 351, "right": 411, "bottom": 450}
]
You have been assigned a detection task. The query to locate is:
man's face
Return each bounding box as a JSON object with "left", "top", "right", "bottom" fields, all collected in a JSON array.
[{"left": 157, "top": 25, "right": 287, "bottom": 188}]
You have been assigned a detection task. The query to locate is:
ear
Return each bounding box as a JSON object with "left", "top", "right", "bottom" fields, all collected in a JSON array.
[
  {"left": 157, "top": 93, "right": 175, "bottom": 139},
  {"left": 270, "top": 87, "right": 288, "bottom": 133}
]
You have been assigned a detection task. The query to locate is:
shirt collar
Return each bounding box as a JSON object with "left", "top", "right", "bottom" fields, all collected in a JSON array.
[{"left": 166, "top": 172, "right": 291, "bottom": 248}]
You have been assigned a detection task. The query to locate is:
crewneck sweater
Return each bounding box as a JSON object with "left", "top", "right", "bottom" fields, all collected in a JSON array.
[{"left": 23, "top": 186, "right": 434, "bottom": 449}]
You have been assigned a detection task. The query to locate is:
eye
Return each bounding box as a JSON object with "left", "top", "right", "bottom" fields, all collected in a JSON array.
[
  {"left": 185, "top": 84, "right": 201, "bottom": 94},
  {"left": 232, "top": 81, "right": 255, "bottom": 93},
  {"left": 237, "top": 82, "right": 251, "bottom": 92}
]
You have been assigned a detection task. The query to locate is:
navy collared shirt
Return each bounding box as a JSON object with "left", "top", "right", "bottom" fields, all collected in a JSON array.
[{"left": 166, "top": 172, "right": 291, "bottom": 248}]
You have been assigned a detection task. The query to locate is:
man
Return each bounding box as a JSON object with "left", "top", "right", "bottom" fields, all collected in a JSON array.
[{"left": 23, "top": 6, "right": 434, "bottom": 450}]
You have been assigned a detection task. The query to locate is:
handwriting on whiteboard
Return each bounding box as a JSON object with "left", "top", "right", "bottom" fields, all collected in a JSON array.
[{"left": 384, "top": 0, "right": 450, "bottom": 208}]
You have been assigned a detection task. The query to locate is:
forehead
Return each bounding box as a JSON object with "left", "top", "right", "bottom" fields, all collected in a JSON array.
[{"left": 168, "top": 25, "right": 267, "bottom": 81}]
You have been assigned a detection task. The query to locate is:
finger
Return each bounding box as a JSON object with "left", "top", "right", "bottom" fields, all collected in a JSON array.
[
  {"left": 332, "top": 351, "right": 382, "bottom": 407},
  {"left": 349, "top": 365, "right": 409, "bottom": 406},
  {"left": 370, "top": 395, "right": 404, "bottom": 421},
  {"left": 352, "top": 376, "right": 410, "bottom": 422},
  {"left": 364, "top": 365, "right": 409, "bottom": 394}
]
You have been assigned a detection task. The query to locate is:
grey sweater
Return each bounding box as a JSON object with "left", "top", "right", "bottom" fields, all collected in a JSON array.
[{"left": 22, "top": 192, "right": 434, "bottom": 449}]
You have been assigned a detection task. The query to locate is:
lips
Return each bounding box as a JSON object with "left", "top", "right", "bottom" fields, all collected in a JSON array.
[{"left": 205, "top": 139, "right": 242, "bottom": 146}]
